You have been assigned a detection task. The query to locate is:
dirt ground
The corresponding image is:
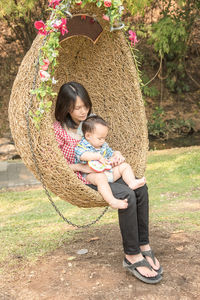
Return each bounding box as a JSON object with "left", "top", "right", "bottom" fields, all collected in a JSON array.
[{"left": 0, "top": 222, "right": 200, "bottom": 300}]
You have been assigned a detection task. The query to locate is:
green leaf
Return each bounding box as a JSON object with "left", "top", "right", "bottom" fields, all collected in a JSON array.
[
  {"left": 46, "top": 101, "right": 52, "bottom": 109},
  {"left": 96, "top": 1, "right": 102, "bottom": 8},
  {"left": 40, "top": 90, "right": 47, "bottom": 97},
  {"left": 30, "top": 89, "right": 37, "bottom": 95}
]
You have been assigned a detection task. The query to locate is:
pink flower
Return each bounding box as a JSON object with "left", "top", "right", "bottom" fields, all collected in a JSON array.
[
  {"left": 41, "top": 59, "right": 50, "bottom": 71},
  {"left": 102, "top": 14, "right": 110, "bottom": 21},
  {"left": 53, "top": 18, "right": 68, "bottom": 36},
  {"left": 60, "top": 18, "right": 68, "bottom": 35},
  {"left": 104, "top": 0, "right": 112, "bottom": 8},
  {"left": 76, "top": 1, "right": 82, "bottom": 5},
  {"left": 39, "top": 70, "right": 50, "bottom": 82},
  {"left": 128, "top": 30, "right": 138, "bottom": 47},
  {"left": 48, "top": 0, "right": 62, "bottom": 9},
  {"left": 34, "top": 20, "right": 48, "bottom": 35}
]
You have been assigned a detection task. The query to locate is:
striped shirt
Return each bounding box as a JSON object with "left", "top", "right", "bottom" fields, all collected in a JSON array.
[{"left": 75, "top": 137, "right": 114, "bottom": 164}]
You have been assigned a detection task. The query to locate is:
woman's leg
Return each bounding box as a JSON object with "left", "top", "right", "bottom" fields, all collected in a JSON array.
[
  {"left": 88, "top": 178, "right": 147, "bottom": 254},
  {"left": 86, "top": 173, "right": 128, "bottom": 209},
  {"left": 133, "top": 183, "right": 149, "bottom": 246},
  {"left": 87, "top": 179, "right": 159, "bottom": 278},
  {"left": 117, "top": 178, "right": 161, "bottom": 271}
]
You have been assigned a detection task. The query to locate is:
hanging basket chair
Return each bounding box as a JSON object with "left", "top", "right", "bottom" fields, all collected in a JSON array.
[{"left": 8, "top": 4, "right": 149, "bottom": 208}]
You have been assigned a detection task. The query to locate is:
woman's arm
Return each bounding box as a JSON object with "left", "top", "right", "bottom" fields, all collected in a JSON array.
[
  {"left": 80, "top": 151, "right": 102, "bottom": 161},
  {"left": 69, "top": 163, "right": 93, "bottom": 173},
  {"left": 81, "top": 152, "right": 109, "bottom": 165}
]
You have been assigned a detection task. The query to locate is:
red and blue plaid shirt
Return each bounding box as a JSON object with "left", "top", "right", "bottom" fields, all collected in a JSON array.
[{"left": 54, "top": 121, "right": 90, "bottom": 184}]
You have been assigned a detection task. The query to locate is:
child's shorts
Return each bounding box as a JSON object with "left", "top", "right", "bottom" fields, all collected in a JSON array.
[
  {"left": 82, "top": 169, "right": 114, "bottom": 183},
  {"left": 104, "top": 170, "right": 114, "bottom": 183}
]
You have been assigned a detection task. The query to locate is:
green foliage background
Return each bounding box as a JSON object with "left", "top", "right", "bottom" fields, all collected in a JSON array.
[
  {"left": 0, "top": 0, "right": 48, "bottom": 51},
  {"left": 1, "top": 0, "right": 199, "bottom": 82},
  {"left": 0, "top": 0, "right": 200, "bottom": 136}
]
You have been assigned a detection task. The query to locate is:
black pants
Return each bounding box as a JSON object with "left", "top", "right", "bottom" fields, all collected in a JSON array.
[{"left": 88, "top": 177, "right": 149, "bottom": 255}]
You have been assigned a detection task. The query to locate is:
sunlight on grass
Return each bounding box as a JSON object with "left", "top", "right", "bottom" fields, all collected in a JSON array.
[
  {"left": 146, "top": 148, "right": 200, "bottom": 196},
  {"left": 0, "top": 146, "right": 200, "bottom": 269},
  {"left": 146, "top": 147, "right": 200, "bottom": 231}
]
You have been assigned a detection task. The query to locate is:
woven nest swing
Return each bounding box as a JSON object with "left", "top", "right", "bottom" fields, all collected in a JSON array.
[{"left": 9, "top": 4, "right": 149, "bottom": 208}]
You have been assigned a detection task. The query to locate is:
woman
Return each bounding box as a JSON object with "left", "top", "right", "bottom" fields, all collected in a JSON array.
[{"left": 54, "top": 82, "right": 163, "bottom": 284}]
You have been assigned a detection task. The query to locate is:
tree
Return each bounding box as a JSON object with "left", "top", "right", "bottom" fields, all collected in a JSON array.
[
  {"left": 0, "top": 0, "right": 48, "bottom": 52},
  {"left": 147, "top": 0, "right": 200, "bottom": 92},
  {"left": 125, "top": 0, "right": 153, "bottom": 15},
  {"left": 0, "top": 0, "right": 154, "bottom": 52}
]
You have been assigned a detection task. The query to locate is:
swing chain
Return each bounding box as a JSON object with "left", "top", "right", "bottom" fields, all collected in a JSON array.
[{"left": 25, "top": 36, "right": 109, "bottom": 229}]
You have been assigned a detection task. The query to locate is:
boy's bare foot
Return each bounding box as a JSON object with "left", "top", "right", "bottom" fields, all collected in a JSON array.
[
  {"left": 109, "top": 198, "right": 128, "bottom": 209},
  {"left": 129, "top": 177, "right": 146, "bottom": 190}
]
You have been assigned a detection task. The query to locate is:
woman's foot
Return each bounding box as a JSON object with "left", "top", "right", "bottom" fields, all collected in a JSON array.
[
  {"left": 109, "top": 198, "right": 128, "bottom": 209},
  {"left": 140, "top": 244, "right": 162, "bottom": 273},
  {"left": 129, "top": 177, "right": 146, "bottom": 190},
  {"left": 125, "top": 253, "right": 158, "bottom": 278}
]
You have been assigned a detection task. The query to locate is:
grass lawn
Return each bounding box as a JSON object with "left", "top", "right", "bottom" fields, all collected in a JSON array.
[{"left": 0, "top": 146, "right": 200, "bottom": 270}]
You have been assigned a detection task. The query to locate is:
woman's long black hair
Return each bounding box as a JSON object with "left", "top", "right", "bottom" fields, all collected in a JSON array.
[{"left": 55, "top": 82, "right": 92, "bottom": 128}]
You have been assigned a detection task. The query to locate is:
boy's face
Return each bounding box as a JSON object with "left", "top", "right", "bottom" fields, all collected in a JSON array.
[{"left": 85, "top": 123, "right": 108, "bottom": 148}]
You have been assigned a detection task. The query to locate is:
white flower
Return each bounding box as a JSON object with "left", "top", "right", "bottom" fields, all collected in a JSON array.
[
  {"left": 39, "top": 70, "right": 50, "bottom": 82},
  {"left": 119, "top": 5, "right": 124, "bottom": 13},
  {"left": 53, "top": 19, "right": 62, "bottom": 27},
  {"left": 52, "top": 52, "right": 58, "bottom": 57},
  {"left": 52, "top": 77, "right": 58, "bottom": 84},
  {"left": 39, "top": 108, "right": 45, "bottom": 114}
]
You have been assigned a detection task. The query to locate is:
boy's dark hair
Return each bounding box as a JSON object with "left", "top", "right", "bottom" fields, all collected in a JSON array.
[
  {"left": 55, "top": 82, "right": 92, "bottom": 129},
  {"left": 82, "top": 115, "right": 108, "bottom": 136}
]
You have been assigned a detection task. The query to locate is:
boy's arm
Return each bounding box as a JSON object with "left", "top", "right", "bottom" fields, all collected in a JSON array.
[{"left": 103, "top": 142, "right": 114, "bottom": 159}]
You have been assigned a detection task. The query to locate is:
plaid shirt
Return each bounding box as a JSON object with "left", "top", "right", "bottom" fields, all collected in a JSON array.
[
  {"left": 54, "top": 121, "right": 90, "bottom": 184},
  {"left": 75, "top": 137, "right": 114, "bottom": 164}
]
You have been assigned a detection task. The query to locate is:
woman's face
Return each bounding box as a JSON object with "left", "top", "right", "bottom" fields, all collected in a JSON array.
[{"left": 70, "top": 96, "right": 90, "bottom": 125}]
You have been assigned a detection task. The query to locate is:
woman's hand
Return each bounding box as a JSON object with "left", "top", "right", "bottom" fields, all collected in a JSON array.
[{"left": 110, "top": 151, "right": 125, "bottom": 167}]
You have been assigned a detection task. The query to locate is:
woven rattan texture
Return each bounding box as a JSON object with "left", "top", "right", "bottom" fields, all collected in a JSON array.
[{"left": 9, "top": 4, "right": 149, "bottom": 208}]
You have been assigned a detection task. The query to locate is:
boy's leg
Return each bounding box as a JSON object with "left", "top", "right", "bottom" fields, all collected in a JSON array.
[
  {"left": 113, "top": 163, "right": 146, "bottom": 190},
  {"left": 86, "top": 173, "right": 128, "bottom": 209}
]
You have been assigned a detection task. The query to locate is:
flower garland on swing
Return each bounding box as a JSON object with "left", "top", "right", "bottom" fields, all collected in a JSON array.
[{"left": 31, "top": 0, "right": 138, "bottom": 128}]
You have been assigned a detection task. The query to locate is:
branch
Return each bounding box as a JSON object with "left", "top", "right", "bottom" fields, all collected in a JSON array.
[
  {"left": 184, "top": 62, "right": 200, "bottom": 89},
  {"left": 3, "top": 15, "right": 25, "bottom": 49},
  {"left": 143, "top": 56, "right": 163, "bottom": 86}
]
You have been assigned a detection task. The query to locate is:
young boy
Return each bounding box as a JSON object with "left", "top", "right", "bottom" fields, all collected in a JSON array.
[{"left": 75, "top": 115, "right": 146, "bottom": 209}]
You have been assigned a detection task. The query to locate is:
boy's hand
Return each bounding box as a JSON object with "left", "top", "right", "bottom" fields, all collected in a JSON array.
[
  {"left": 110, "top": 151, "right": 125, "bottom": 166},
  {"left": 99, "top": 156, "right": 110, "bottom": 165}
]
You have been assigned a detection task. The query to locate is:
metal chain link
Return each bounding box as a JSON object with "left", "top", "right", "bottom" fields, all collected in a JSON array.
[{"left": 25, "top": 36, "right": 109, "bottom": 229}]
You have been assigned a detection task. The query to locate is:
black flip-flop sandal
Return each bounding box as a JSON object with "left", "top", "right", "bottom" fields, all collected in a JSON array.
[
  {"left": 141, "top": 250, "right": 163, "bottom": 275},
  {"left": 123, "top": 257, "right": 162, "bottom": 284}
]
